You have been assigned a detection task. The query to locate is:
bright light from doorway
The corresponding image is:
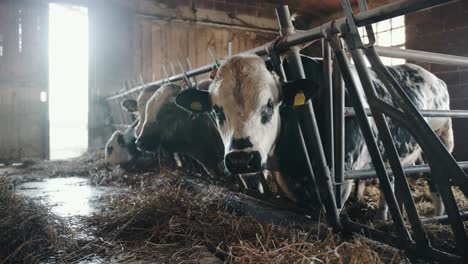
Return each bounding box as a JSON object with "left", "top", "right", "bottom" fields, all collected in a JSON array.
[{"left": 49, "top": 3, "right": 89, "bottom": 160}]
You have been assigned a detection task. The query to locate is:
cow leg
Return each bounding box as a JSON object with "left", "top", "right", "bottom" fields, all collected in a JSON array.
[
  {"left": 340, "top": 180, "right": 354, "bottom": 208},
  {"left": 355, "top": 180, "right": 366, "bottom": 200},
  {"left": 429, "top": 119, "right": 454, "bottom": 216},
  {"left": 375, "top": 177, "right": 394, "bottom": 221}
]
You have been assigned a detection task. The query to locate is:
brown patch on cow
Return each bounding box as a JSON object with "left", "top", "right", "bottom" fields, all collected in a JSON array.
[{"left": 215, "top": 56, "right": 266, "bottom": 108}]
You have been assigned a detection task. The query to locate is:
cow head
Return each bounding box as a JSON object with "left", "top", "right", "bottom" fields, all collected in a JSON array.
[
  {"left": 105, "top": 130, "right": 133, "bottom": 166},
  {"left": 136, "top": 83, "right": 184, "bottom": 151},
  {"left": 121, "top": 84, "right": 161, "bottom": 138},
  {"left": 176, "top": 55, "right": 283, "bottom": 175}
]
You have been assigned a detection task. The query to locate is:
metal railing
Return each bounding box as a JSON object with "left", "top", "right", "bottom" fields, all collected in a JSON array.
[{"left": 104, "top": 0, "right": 468, "bottom": 262}]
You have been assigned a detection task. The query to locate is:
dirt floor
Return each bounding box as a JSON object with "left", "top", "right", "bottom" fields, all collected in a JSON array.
[{"left": 1, "top": 150, "right": 467, "bottom": 263}]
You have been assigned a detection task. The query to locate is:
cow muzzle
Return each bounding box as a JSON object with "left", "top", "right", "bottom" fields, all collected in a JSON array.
[{"left": 225, "top": 151, "right": 262, "bottom": 174}]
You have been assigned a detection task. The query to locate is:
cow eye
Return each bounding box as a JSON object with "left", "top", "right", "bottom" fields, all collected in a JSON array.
[
  {"left": 117, "top": 134, "right": 126, "bottom": 146},
  {"left": 261, "top": 98, "right": 274, "bottom": 124},
  {"left": 107, "top": 146, "right": 114, "bottom": 155},
  {"left": 266, "top": 99, "right": 274, "bottom": 109},
  {"left": 212, "top": 105, "right": 226, "bottom": 126}
]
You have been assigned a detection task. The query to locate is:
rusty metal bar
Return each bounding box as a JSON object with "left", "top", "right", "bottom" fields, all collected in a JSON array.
[
  {"left": 345, "top": 161, "right": 468, "bottom": 180},
  {"left": 375, "top": 45, "right": 468, "bottom": 67},
  {"left": 345, "top": 108, "right": 468, "bottom": 118},
  {"left": 106, "top": 0, "right": 457, "bottom": 101}
]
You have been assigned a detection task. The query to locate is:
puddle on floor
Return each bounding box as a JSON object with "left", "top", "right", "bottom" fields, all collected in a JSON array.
[
  {"left": 16, "top": 177, "right": 124, "bottom": 262},
  {"left": 17, "top": 177, "right": 121, "bottom": 217}
]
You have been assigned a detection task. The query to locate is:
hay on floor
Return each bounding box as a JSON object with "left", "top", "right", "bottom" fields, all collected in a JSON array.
[
  {"left": 0, "top": 177, "right": 75, "bottom": 263},
  {"left": 88, "top": 178, "right": 407, "bottom": 263}
]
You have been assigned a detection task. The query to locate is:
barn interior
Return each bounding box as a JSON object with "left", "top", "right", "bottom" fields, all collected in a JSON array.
[{"left": 1, "top": 0, "right": 468, "bottom": 263}]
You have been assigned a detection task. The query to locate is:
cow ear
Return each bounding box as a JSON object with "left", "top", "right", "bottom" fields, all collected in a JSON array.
[
  {"left": 121, "top": 99, "right": 138, "bottom": 112},
  {"left": 282, "top": 78, "right": 320, "bottom": 106},
  {"left": 209, "top": 68, "right": 218, "bottom": 80},
  {"left": 175, "top": 88, "right": 212, "bottom": 113}
]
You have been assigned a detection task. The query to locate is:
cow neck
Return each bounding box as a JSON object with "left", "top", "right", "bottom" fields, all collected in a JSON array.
[{"left": 165, "top": 112, "right": 224, "bottom": 177}]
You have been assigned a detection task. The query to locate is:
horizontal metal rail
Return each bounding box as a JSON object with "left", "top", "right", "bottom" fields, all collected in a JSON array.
[
  {"left": 376, "top": 46, "right": 468, "bottom": 67},
  {"left": 421, "top": 211, "right": 468, "bottom": 224},
  {"left": 106, "top": 0, "right": 456, "bottom": 101},
  {"left": 345, "top": 161, "right": 468, "bottom": 180},
  {"left": 345, "top": 108, "right": 468, "bottom": 118}
]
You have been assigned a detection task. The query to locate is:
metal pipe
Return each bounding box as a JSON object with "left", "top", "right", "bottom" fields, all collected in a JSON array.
[
  {"left": 106, "top": 0, "right": 454, "bottom": 101},
  {"left": 345, "top": 161, "right": 468, "bottom": 180},
  {"left": 375, "top": 46, "right": 468, "bottom": 67},
  {"left": 353, "top": 0, "right": 455, "bottom": 26},
  {"left": 322, "top": 40, "right": 334, "bottom": 179},
  {"left": 365, "top": 46, "right": 468, "bottom": 260},
  {"left": 332, "top": 50, "right": 345, "bottom": 209},
  {"left": 277, "top": 6, "right": 342, "bottom": 231},
  {"left": 345, "top": 108, "right": 468, "bottom": 118},
  {"left": 421, "top": 211, "right": 468, "bottom": 224}
]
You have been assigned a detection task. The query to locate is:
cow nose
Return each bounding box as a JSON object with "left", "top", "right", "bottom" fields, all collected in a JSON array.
[{"left": 225, "top": 151, "right": 262, "bottom": 174}]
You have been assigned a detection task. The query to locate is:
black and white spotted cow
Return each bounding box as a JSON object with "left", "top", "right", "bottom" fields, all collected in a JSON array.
[
  {"left": 104, "top": 119, "right": 141, "bottom": 166},
  {"left": 136, "top": 81, "right": 226, "bottom": 178},
  {"left": 175, "top": 54, "right": 453, "bottom": 219}
]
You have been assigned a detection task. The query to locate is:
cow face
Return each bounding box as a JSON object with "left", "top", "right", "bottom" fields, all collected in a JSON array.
[
  {"left": 136, "top": 83, "right": 183, "bottom": 151},
  {"left": 176, "top": 55, "right": 282, "bottom": 175},
  {"left": 121, "top": 85, "right": 160, "bottom": 138},
  {"left": 105, "top": 130, "right": 133, "bottom": 166}
]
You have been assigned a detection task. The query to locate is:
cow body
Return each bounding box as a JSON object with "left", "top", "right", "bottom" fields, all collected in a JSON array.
[
  {"left": 175, "top": 54, "right": 453, "bottom": 218},
  {"left": 343, "top": 64, "right": 452, "bottom": 218},
  {"left": 137, "top": 82, "right": 225, "bottom": 178}
]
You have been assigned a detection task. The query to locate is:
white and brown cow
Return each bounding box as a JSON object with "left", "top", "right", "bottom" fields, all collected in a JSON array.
[
  {"left": 121, "top": 83, "right": 163, "bottom": 138},
  {"left": 175, "top": 54, "right": 453, "bottom": 219},
  {"left": 104, "top": 83, "right": 161, "bottom": 167}
]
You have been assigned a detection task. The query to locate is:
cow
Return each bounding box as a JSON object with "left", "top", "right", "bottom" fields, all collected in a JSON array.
[
  {"left": 104, "top": 119, "right": 141, "bottom": 166},
  {"left": 175, "top": 54, "right": 453, "bottom": 220},
  {"left": 121, "top": 83, "right": 163, "bottom": 138},
  {"left": 136, "top": 81, "right": 226, "bottom": 178}
]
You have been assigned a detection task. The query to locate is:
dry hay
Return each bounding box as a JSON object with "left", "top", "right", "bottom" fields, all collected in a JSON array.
[
  {"left": 87, "top": 177, "right": 407, "bottom": 263},
  {"left": 0, "top": 177, "right": 76, "bottom": 263},
  {"left": 343, "top": 176, "right": 468, "bottom": 257}
]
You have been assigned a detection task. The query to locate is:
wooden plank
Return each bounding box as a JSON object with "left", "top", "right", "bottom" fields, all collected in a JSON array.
[{"left": 0, "top": 1, "right": 48, "bottom": 160}]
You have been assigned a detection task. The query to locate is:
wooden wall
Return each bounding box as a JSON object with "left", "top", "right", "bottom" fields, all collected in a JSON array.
[
  {"left": 0, "top": 0, "right": 49, "bottom": 161},
  {"left": 133, "top": 19, "right": 275, "bottom": 85},
  {"left": 89, "top": 6, "right": 277, "bottom": 147}
]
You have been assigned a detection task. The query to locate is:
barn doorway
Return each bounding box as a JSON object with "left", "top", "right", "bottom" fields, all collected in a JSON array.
[{"left": 48, "top": 3, "right": 89, "bottom": 160}]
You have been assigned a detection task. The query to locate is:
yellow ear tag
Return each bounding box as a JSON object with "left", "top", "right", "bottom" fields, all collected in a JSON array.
[
  {"left": 190, "top": 101, "right": 203, "bottom": 111},
  {"left": 294, "top": 92, "right": 306, "bottom": 106}
]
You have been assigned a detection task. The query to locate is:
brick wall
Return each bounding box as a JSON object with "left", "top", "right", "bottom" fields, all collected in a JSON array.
[{"left": 406, "top": 1, "right": 468, "bottom": 160}]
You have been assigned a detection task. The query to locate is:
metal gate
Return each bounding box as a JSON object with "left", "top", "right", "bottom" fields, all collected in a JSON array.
[{"left": 105, "top": 0, "right": 468, "bottom": 262}]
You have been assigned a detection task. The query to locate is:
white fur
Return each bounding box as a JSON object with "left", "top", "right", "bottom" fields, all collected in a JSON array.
[
  {"left": 210, "top": 55, "right": 452, "bottom": 220},
  {"left": 104, "top": 131, "right": 132, "bottom": 166},
  {"left": 210, "top": 55, "right": 281, "bottom": 165},
  {"left": 134, "top": 89, "right": 157, "bottom": 137}
]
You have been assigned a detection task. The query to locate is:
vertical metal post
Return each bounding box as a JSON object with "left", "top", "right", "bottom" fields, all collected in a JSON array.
[
  {"left": 364, "top": 46, "right": 468, "bottom": 260},
  {"left": 276, "top": 6, "right": 342, "bottom": 230},
  {"left": 329, "top": 38, "right": 411, "bottom": 241},
  {"left": 332, "top": 60, "right": 345, "bottom": 208},
  {"left": 348, "top": 46, "right": 430, "bottom": 247},
  {"left": 321, "top": 40, "right": 334, "bottom": 176}
]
